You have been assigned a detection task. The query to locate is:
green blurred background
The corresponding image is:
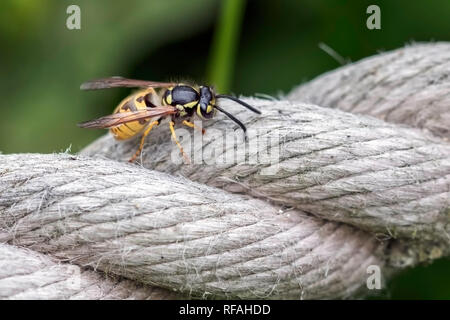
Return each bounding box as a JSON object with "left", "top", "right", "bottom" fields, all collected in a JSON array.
[{"left": 0, "top": 0, "right": 448, "bottom": 299}]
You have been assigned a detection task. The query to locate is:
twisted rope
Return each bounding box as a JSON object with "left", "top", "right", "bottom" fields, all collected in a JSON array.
[
  {"left": 0, "top": 244, "right": 176, "bottom": 299},
  {"left": 81, "top": 96, "right": 450, "bottom": 245},
  {"left": 0, "top": 154, "right": 384, "bottom": 299},
  {"left": 288, "top": 42, "right": 450, "bottom": 139},
  {"left": 1, "top": 43, "right": 449, "bottom": 299}
]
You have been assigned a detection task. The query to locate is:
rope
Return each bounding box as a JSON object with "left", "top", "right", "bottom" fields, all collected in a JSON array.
[
  {"left": 0, "top": 244, "right": 176, "bottom": 299},
  {"left": 288, "top": 42, "right": 450, "bottom": 140},
  {"left": 0, "top": 154, "right": 384, "bottom": 299},
  {"left": 81, "top": 97, "right": 450, "bottom": 245}
]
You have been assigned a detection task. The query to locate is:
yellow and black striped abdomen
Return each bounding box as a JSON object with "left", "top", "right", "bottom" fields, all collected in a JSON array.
[{"left": 110, "top": 88, "right": 160, "bottom": 140}]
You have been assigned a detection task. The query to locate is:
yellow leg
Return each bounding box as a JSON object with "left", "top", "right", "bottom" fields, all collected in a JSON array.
[
  {"left": 169, "top": 121, "right": 190, "bottom": 163},
  {"left": 182, "top": 120, "right": 206, "bottom": 135},
  {"left": 129, "top": 120, "right": 160, "bottom": 162}
]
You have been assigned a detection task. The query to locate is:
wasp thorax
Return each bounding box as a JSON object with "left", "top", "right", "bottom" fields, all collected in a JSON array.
[{"left": 164, "top": 86, "right": 198, "bottom": 106}]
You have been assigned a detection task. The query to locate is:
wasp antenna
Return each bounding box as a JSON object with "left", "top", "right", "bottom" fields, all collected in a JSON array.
[
  {"left": 216, "top": 94, "right": 261, "bottom": 114},
  {"left": 214, "top": 105, "right": 248, "bottom": 135}
]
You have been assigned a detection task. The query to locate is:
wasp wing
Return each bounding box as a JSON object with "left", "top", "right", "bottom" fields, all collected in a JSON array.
[
  {"left": 78, "top": 106, "right": 176, "bottom": 129},
  {"left": 80, "top": 77, "right": 176, "bottom": 90}
]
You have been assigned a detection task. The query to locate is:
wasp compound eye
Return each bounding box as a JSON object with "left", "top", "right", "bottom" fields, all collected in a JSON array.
[{"left": 199, "top": 102, "right": 214, "bottom": 119}]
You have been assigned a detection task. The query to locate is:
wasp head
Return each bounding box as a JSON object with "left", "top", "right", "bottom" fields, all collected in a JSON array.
[{"left": 197, "top": 86, "right": 216, "bottom": 119}]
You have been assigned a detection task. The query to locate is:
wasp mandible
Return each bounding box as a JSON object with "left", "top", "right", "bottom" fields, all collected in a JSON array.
[{"left": 78, "top": 77, "right": 261, "bottom": 162}]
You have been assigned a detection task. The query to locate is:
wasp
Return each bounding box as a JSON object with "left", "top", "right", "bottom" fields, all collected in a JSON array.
[{"left": 78, "top": 77, "right": 261, "bottom": 162}]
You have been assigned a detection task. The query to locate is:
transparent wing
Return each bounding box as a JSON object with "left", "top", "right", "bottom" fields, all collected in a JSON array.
[
  {"left": 80, "top": 77, "right": 176, "bottom": 90},
  {"left": 77, "top": 106, "right": 176, "bottom": 129}
]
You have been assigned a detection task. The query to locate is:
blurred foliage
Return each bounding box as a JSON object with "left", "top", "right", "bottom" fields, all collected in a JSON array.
[
  {"left": 207, "top": 0, "right": 246, "bottom": 92},
  {"left": 0, "top": 0, "right": 449, "bottom": 299}
]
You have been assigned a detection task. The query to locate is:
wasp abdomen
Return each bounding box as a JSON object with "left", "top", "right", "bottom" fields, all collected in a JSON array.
[
  {"left": 136, "top": 93, "right": 157, "bottom": 108},
  {"left": 110, "top": 88, "right": 159, "bottom": 140}
]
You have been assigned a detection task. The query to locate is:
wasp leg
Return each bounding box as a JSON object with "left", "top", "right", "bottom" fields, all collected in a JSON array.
[
  {"left": 182, "top": 120, "right": 206, "bottom": 135},
  {"left": 129, "top": 120, "right": 160, "bottom": 163},
  {"left": 169, "top": 121, "right": 191, "bottom": 163}
]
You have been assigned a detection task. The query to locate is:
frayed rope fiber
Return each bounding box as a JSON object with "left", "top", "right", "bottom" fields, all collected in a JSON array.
[{"left": 1, "top": 43, "right": 449, "bottom": 299}]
